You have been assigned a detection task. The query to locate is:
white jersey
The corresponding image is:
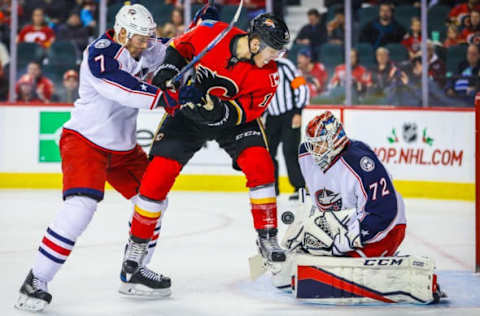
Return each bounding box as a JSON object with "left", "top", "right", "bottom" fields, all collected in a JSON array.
[
  {"left": 64, "top": 31, "right": 168, "bottom": 151},
  {"left": 298, "top": 140, "right": 406, "bottom": 245}
]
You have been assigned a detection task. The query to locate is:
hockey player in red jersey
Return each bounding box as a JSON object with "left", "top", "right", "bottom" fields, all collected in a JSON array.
[
  {"left": 123, "top": 13, "right": 290, "bottom": 286},
  {"left": 15, "top": 4, "right": 179, "bottom": 312}
]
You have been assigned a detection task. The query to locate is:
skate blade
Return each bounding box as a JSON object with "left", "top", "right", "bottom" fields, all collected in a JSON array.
[
  {"left": 119, "top": 283, "right": 171, "bottom": 298},
  {"left": 15, "top": 293, "right": 49, "bottom": 312}
]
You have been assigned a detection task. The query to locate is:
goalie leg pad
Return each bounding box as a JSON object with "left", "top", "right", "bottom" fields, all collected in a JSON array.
[{"left": 293, "top": 255, "right": 441, "bottom": 304}]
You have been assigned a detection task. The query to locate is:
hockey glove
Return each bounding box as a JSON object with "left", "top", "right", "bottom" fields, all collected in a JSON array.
[
  {"left": 159, "top": 89, "right": 180, "bottom": 116},
  {"left": 152, "top": 64, "right": 180, "bottom": 90},
  {"left": 329, "top": 213, "right": 362, "bottom": 256}
]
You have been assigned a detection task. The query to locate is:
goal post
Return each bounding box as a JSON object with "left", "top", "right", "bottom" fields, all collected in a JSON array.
[{"left": 476, "top": 97, "right": 480, "bottom": 273}]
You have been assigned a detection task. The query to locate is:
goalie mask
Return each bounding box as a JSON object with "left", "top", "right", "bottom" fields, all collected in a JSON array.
[
  {"left": 305, "top": 111, "right": 349, "bottom": 171},
  {"left": 114, "top": 4, "right": 156, "bottom": 39}
]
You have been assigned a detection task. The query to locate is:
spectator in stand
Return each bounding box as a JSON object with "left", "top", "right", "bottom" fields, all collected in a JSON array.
[
  {"left": 444, "top": 24, "right": 465, "bottom": 48},
  {"left": 60, "top": 69, "right": 79, "bottom": 103},
  {"left": 449, "top": 0, "right": 480, "bottom": 26},
  {"left": 327, "top": 6, "right": 345, "bottom": 45},
  {"left": 401, "top": 16, "right": 422, "bottom": 60},
  {"left": 426, "top": 41, "right": 447, "bottom": 88},
  {"left": 295, "top": 9, "right": 327, "bottom": 49},
  {"left": 170, "top": 8, "right": 185, "bottom": 36},
  {"left": 360, "top": 2, "right": 406, "bottom": 49},
  {"left": 461, "top": 10, "right": 480, "bottom": 44},
  {"left": 296, "top": 48, "right": 328, "bottom": 98},
  {"left": 446, "top": 43, "right": 480, "bottom": 102},
  {"left": 369, "top": 47, "right": 408, "bottom": 96},
  {"left": 56, "top": 12, "right": 91, "bottom": 53},
  {"left": 160, "top": 22, "right": 177, "bottom": 38},
  {"left": 16, "top": 76, "right": 42, "bottom": 103},
  {"left": 15, "top": 61, "right": 55, "bottom": 103},
  {"left": 329, "top": 49, "right": 372, "bottom": 96},
  {"left": 17, "top": 8, "right": 55, "bottom": 49},
  {"left": 80, "top": 0, "right": 97, "bottom": 30},
  {"left": 24, "top": 0, "right": 69, "bottom": 29}
]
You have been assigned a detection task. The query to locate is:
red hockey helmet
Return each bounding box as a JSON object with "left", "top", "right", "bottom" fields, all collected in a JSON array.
[{"left": 305, "top": 111, "right": 349, "bottom": 171}]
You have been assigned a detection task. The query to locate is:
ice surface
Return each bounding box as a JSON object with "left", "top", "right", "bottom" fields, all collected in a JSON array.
[{"left": 1, "top": 190, "right": 479, "bottom": 316}]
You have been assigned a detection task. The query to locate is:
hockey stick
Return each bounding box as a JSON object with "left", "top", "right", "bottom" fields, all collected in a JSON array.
[{"left": 170, "top": 0, "right": 244, "bottom": 86}]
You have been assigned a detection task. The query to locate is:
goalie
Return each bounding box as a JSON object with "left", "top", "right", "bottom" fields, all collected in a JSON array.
[{"left": 269, "top": 111, "right": 446, "bottom": 304}]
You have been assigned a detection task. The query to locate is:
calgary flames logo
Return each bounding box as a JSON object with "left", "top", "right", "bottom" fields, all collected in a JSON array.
[{"left": 195, "top": 65, "right": 239, "bottom": 98}]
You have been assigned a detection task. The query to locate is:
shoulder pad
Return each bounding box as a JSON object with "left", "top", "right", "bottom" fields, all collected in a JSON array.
[
  {"left": 88, "top": 37, "right": 122, "bottom": 59},
  {"left": 342, "top": 140, "right": 380, "bottom": 174}
]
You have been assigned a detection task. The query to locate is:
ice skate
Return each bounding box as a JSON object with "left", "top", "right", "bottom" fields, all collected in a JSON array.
[
  {"left": 256, "top": 228, "right": 286, "bottom": 262},
  {"left": 119, "top": 237, "right": 171, "bottom": 298},
  {"left": 15, "top": 270, "right": 52, "bottom": 312}
]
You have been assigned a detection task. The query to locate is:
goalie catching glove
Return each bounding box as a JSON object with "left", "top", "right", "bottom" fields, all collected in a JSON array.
[{"left": 282, "top": 207, "right": 362, "bottom": 256}]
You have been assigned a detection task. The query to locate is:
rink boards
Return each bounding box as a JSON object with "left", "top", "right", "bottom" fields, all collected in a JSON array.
[{"left": 0, "top": 104, "right": 475, "bottom": 200}]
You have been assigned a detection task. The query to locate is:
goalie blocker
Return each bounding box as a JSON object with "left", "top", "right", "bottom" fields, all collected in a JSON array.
[{"left": 275, "top": 254, "right": 446, "bottom": 305}]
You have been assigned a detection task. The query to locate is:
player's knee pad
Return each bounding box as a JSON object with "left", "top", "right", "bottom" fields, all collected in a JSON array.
[
  {"left": 237, "top": 146, "right": 275, "bottom": 188},
  {"left": 139, "top": 156, "right": 182, "bottom": 200},
  {"left": 51, "top": 195, "right": 97, "bottom": 241}
]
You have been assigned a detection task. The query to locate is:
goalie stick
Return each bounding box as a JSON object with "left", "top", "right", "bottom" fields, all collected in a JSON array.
[{"left": 169, "top": 0, "right": 244, "bottom": 87}]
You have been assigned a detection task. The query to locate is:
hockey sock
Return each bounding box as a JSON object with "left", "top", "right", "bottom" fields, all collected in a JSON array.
[
  {"left": 129, "top": 196, "right": 162, "bottom": 265},
  {"left": 249, "top": 184, "right": 278, "bottom": 230},
  {"left": 33, "top": 196, "right": 97, "bottom": 282},
  {"left": 130, "top": 195, "right": 167, "bottom": 241},
  {"left": 236, "top": 147, "right": 277, "bottom": 230}
]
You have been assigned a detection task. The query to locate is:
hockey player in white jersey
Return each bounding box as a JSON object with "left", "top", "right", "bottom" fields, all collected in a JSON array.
[
  {"left": 15, "top": 4, "right": 179, "bottom": 312},
  {"left": 268, "top": 111, "right": 446, "bottom": 304},
  {"left": 297, "top": 111, "right": 407, "bottom": 257}
]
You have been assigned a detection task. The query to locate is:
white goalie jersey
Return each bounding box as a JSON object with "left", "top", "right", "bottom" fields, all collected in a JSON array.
[
  {"left": 63, "top": 31, "right": 168, "bottom": 152},
  {"left": 298, "top": 139, "right": 406, "bottom": 248}
]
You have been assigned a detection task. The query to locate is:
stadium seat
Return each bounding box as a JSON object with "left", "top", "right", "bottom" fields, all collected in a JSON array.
[
  {"left": 385, "top": 43, "right": 408, "bottom": 63},
  {"left": 220, "top": 5, "right": 249, "bottom": 31},
  {"left": 151, "top": 4, "right": 174, "bottom": 26},
  {"left": 358, "top": 6, "right": 378, "bottom": 30},
  {"left": 394, "top": 5, "right": 420, "bottom": 30},
  {"left": 446, "top": 44, "right": 468, "bottom": 75},
  {"left": 107, "top": 2, "right": 124, "bottom": 28},
  {"left": 319, "top": 43, "right": 344, "bottom": 72},
  {"left": 326, "top": 3, "right": 343, "bottom": 22},
  {"left": 428, "top": 5, "right": 450, "bottom": 42},
  {"left": 46, "top": 41, "right": 78, "bottom": 68},
  {"left": 356, "top": 42, "right": 375, "bottom": 69},
  {"left": 18, "top": 42, "right": 44, "bottom": 67}
]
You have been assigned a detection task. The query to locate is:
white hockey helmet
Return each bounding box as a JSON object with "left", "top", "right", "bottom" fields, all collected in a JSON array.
[
  {"left": 305, "top": 111, "right": 349, "bottom": 171},
  {"left": 114, "top": 4, "right": 156, "bottom": 39}
]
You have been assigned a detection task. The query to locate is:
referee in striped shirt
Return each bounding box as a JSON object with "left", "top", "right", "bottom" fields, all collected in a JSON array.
[{"left": 266, "top": 57, "right": 310, "bottom": 200}]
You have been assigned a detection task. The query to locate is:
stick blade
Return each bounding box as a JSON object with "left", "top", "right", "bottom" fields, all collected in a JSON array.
[{"left": 248, "top": 254, "right": 267, "bottom": 280}]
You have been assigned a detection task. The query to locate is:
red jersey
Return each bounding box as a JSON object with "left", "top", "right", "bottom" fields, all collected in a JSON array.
[
  {"left": 172, "top": 21, "right": 278, "bottom": 123},
  {"left": 449, "top": 4, "right": 480, "bottom": 24},
  {"left": 18, "top": 25, "right": 55, "bottom": 48},
  {"left": 329, "top": 64, "right": 372, "bottom": 89},
  {"left": 15, "top": 74, "right": 55, "bottom": 102},
  {"left": 299, "top": 62, "right": 328, "bottom": 97},
  {"left": 401, "top": 32, "right": 421, "bottom": 55}
]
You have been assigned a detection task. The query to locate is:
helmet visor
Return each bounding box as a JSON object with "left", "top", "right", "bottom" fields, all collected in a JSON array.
[{"left": 258, "top": 39, "right": 287, "bottom": 59}]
